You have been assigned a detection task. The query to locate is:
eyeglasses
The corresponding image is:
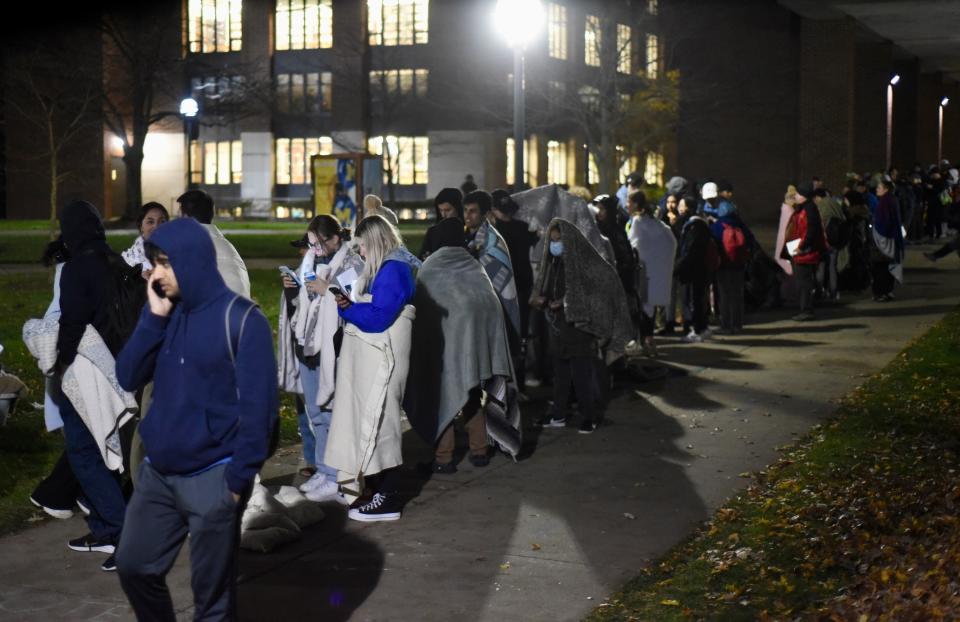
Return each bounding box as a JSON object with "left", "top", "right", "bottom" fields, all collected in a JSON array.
[{"left": 310, "top": 235, "right": 332, "bottom": 248}]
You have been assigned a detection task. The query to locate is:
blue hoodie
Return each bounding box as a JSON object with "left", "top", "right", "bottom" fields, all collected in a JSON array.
[
  {"left": 340, "top": 249, "right": 418, "bottom": 333},
  {"left": 116, "top": 218, "right": 278, "bottom": 495}
]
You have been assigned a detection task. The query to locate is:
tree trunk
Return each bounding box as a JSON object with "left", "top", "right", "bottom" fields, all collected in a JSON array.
[
  {"left": 123, "top": 144, "right": 144, "bottom": 222},
  {"left": 48, "top": 117, "right": 58, "bottom": 240}
]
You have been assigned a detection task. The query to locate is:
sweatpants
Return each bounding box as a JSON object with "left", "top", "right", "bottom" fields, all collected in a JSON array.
[
  {"left": 716, "top": 268, "right": 745, "bottom": 331},
  {"left": 550, "top": 355, "right": 596, "bottom": 424},
  {"left": 117, "top": 461, "right": 244, "bottom": 622}
]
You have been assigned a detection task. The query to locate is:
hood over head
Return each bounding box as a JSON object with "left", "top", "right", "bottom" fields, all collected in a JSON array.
[
  {"left": 60, "top": 200, "right": 106, "bottom": 253},
  {"left": 665, "top": 176, "right": 688, "bottom": 196},
  {"left": 148, "top": 217, "right": 229, "bottom": 310}
]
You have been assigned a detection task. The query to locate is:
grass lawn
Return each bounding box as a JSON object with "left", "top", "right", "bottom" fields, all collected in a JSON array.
[
  {"left": 588, "top": 306, "right": 960, "bottom": 621},
  {"left": 0, "top": 229, "right": 426, "bottom": 264}
]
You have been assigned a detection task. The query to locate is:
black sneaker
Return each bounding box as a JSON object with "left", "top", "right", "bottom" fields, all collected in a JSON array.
[
  {"left": 101, "top": 554, "right": 117, "bottom": 572},
  {"left": 348, "top": 493, "right": 401, "bottom": 522},
  {"left": 429, "top": 461, "right": 457, "bottom": 474},
  {"left": 68, "top": 533, "right": 115, "bottom": 554},
  {"left": 578, "top": 420, "right": 596, "bottom": 435},
  {"left": 469, "top": 454, "right": 490, "bottom": 467}
]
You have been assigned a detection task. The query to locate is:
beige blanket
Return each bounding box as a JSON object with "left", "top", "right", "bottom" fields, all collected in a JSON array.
[{"left": 325, "top": 304, "right": 415, "bottom": 499}]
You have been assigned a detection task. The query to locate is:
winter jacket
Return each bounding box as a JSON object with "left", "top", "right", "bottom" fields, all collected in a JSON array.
[
  {"left": 116, "top": 218, "right": 278, "bottom": 496},
  {"left": 57, "top": 201, "right": 121, "bottom": 369},
  {"left": 494, "top": 218, "right": 538, "bottom": 290},
  {"left": 786, "top": 202, "right": 825, "bottom": 265},
  {"left": 676, "top": 216, "right": 714, "bottom": 284}
]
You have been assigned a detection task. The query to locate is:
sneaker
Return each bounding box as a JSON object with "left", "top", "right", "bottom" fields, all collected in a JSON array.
[
  {"left": 68, "top": 533, "right": 115, "bottom": 554},
  {"left": 578, "top": 420, "right": 596, "bottom": 434},
  {"left": 298, "top": 471, "right": 327, "bottom": 493},
  {"left": 76, "top": 497, "right": 91, "bottom": 517},
  {"left": 101, "top": 554, "right": 117, "bottom": 572},
  {"left": 429, "top": 460, "right": 457, "bottom": 474},
  {"left": 30, "top": 496, "right": 74, "bottom": 520},
  {"left": 682, "top": 330, "right": 703, "bottom": 343},
  {"left": 348, "top": 493, "right": 401, "bottom": 522},
  {"left": 541, "top": 416, "right": 567, "bottom": 428},
  {"left": 304, "top": 478, "right": 340, "bottom": 502},
  {"left": 468, "top": 454, "right": 490, "bottom": 467}
]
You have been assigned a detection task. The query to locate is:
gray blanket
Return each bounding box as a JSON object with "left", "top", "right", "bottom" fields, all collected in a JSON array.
[
  {"left": 403, "top": 247, "right": 522, "bottom": 457},
  {"left": 511, "top": 184, "right": 614, "bottom": 265}
]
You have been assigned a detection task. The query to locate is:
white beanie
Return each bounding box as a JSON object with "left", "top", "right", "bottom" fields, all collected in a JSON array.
[{"left": 701, "top": 182, "right": 718, "bottom": 200}]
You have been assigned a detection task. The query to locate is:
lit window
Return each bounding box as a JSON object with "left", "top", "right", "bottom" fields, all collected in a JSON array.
[
  {"left": 369, "top": 68, "right": 429, "bottom": 101},
  {"left": 367, "top": 136, "right": 429, "bottom": 185},
  {"left": 644, "top": 150, "right": 664, "bottom": 187},
  {"left": 646, "top": 34, "right": 659, "bottom": 79},
  {"left": 584, "top": 15, "right": 601, "bottom": 67},
  {"left": 190, "top": 75, "right": 244, "bottom": 112},
  {"left": 368, "top": 0, "right": 429, "bottom": 46},
  {"left": 548, "top": 3, "right": 567, "bottom": 60},
  {"left": 546, "top": 140, "right": 569, "bottom": 184},
  {"left": 578, "top": 85, "right": 600, "bottom": 113},
  {"left": 588, "top": 152, "right": 599, "bottom": 186},
  {"left": 276, "top": 0, "right": 333, "bottom": 51},
  {"left": 506, "top": 138, "right": 535, "bottom": 186},
  {"left": 617, "top": 24, "right": 631, "bottom": 74},
  {"left": 198, "top": 140, "right": 241, "bottom": 185},
  {"left": 618, "top": 145, "right": 637, "bottom": 182},
  {"left": 188, "top": 0, "right": 242, "bottom": 53},
  {"left": 276, "top": 72, "right": 333, "bottom": 113},
  {"left": 648, "top": 0, "right": 658, "bottom": 16},
  {"left": 276, "top": 136, "right": 333, "bottom": 184}
]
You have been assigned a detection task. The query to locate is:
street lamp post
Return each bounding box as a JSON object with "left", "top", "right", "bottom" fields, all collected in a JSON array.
[
  {"left": 180, "top": 97, "right": 199, "bottom": 195},
  {"left": 886, "top": 74, "right": 900, "bottom": 170},
  {"left": 939, "top": 96, "right": 949, "bottom": 164},
  {"left": 494, "top": 0, "right": 544, "bottom": 191}
]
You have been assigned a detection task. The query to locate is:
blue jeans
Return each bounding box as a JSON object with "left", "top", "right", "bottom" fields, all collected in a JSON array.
[
  {"left": 299, "top": 363, "right": 337, "bottom": 481},
  {"left": 295, "top": 394, "right": 316, "bottom": 466},
  {"left": 56, "top": 392, "right": 126, "bottom": 542}
]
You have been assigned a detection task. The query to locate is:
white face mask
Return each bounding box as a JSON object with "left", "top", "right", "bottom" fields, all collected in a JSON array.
[{"left": 549, "top": 240, "right": 564, "bottom": 257}]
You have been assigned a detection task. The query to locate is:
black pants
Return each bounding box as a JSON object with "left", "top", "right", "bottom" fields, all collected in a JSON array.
[
  {"left": 794, "top": 263, "right": 817, "bottom": 313},
  {"left": 872, "top": 261, "right": 895, "bottom": 297},
  {"left": 551, "top": 355, "right": 596, "bottom": 424},
  {"left": 117, "top": 462, "right": 245, "bottom": 622},
  {"left": 31, "top": 450, "right": 80, "bottom": 510},
  {"left": 684, "top": 281, "right": 709, "bottom": 333}
]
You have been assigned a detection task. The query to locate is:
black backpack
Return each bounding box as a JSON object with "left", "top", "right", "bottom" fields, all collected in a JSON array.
[
  {"left": 101, "top": 254, "right": 148, "bottom": 354},
  {"left": 825, "top": 218, "right": 852, "bottom": 250}
]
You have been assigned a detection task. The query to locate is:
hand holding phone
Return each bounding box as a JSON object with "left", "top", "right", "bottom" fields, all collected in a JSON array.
[
  {"left": 329, "top": 286, "right": 352, "bottom": 309},
  {"left": 278, "top": 265, "right": 302, "bottom": 287}
]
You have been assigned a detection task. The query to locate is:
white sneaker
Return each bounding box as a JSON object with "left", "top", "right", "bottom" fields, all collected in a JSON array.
[
  {"left": 298, "top": 472, "right": 326, "bottom": 493},
  {"left": 682, "top": 330, "right": 703, "bottom": 343},
  {"left": 304, "top": 478, "right": 340, "bottom": 502}
]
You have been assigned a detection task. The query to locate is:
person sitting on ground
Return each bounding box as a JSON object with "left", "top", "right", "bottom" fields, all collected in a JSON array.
[
  {"left": 326, "top": 215, "right": 418, "bottom": 522},
  {"left": 177, "top": 189, "right": 250, "bottom": 298},
  {"left": 278, "top": 215, "right": 365, "bottom": 502},
  {"left": 362, "top": 194, "right": 399, "bottom": 226},
  {"left": 784, "top": 183, "right": 826, "bottom": 321},
  {"left": 122, "top": 202, "right": 169, "bottom": 278},
  {"left": 530, "top": 219, "right": 633, "bottom": 434},
  {"left": 420, "top": 187, "right": 465, "bottom": 259},
  {"left": 115, "top": 217, "right": 278, "bottom": 619}
]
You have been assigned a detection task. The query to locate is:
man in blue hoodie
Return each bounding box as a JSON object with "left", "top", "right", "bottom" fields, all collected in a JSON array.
[{"left": 114, "top": 218, "right": 278, "bottom": 621}]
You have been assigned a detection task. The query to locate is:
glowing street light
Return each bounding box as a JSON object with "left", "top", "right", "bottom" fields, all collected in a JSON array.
[
  {"left": 885, "top": 74, "right": 900, "bottom": 169},
  {"left": 939, "top": 96, "right": 950, "bottom": 163},
  {"left": 494, "top": 0, "right": 544, "bottom": 190},
  {"left": 889, "top": 74, "right": 901, "bottom": 86}
]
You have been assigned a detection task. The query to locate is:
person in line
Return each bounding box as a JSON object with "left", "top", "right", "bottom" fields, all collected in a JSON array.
[
  {"left": 283, "top": 234, "right": 316, "bottom": 479},
  {"left": 325, "top": 215, "right": 418, "bottom": 522},
  {"left": 461, "top": 173, "right": 478, "bottom": 195},
  {"left": 676, "top": 208, "right": 716, "bottom": 342},
  {"left": 53, "top": 201, "right": 130, "bottom": 572},
  {"left": 114, "top": 218, "right": 278, "bottom": 620},
  {"left": 785, "top": 183, "right": 825, "bottom": 321},
  {"left": 815, "top": 189, "right": 849, "bottom": 302},
  {"left": 660, "top": 195, "right": 693, "bottom": 335},
  {"left": 709, "top": 199, "right": 754, "bottom": 334},
  {"left": 615, "top": 171, "right": 644, "bottom": 218},
  {"left": 279, "top": 216, "right": 365, "bottom": 502},
  {"left": 491, "top": 188, "right": 538, "bottom": 393},
  {"left": 121, "top": 202, "right": 169, "bottom": 278},
  {"left": 420, "top": 187, "right": 465, "bottom": 259},
  {"left": 870, "top": 178, "right": 905, "bottom": 302},
  {"left": 176, "top": 190, "right": 250, "bottom": 298},
  {"left": 628, "top": 192, "right": 677, "bottom": 356},
  {"left": 531, "top": 219, "right": 633, "bottom": 433},
  {"left": 363, "top": 194, "right": 399, "bottom": 226}
]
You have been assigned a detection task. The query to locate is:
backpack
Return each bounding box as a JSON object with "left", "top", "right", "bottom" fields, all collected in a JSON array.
[
  {"left": 721, "top": 223, "right": 749, "bottom": 267},
  {"left": 101, "top": 254, "right": 148, "bottom": 355},
  {"left": 825, "top": 218, "right": 852, "bottom": 249},
  {"left": 225, "top": 295, "right": 280, "bottom": 458}
]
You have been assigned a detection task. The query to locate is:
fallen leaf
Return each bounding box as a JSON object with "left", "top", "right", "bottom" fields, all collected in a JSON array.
[
  {"left": 660, "top": 599, "right": 680, "bottom": 606},
  {"left": 624, "top": 512, "right": 636, "bottom": 520},
  {"left": 531, "top": 543, "right": 541, "bottom": 551}
]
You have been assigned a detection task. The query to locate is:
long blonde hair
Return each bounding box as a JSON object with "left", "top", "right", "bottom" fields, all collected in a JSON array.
[{"left": 355, "top": 215, "right": 403, "bottom": 293}]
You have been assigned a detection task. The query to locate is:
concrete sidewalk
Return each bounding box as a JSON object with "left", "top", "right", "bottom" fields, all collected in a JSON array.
[{"left": 0, "top": 252, "right": 957, "bottom": 622}]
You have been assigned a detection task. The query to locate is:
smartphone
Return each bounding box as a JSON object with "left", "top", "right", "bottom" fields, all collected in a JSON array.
[
  {"left": 328, "top": 286, "right": 344, "bottom": 298},
  {"left": 151, "top": 280, "right": 166, "bottom": 298},
  {"left": 278, "top": 265, "right": 302, "bottom": 286}
]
